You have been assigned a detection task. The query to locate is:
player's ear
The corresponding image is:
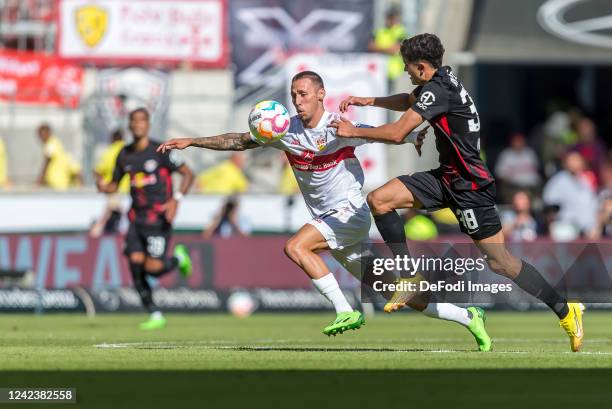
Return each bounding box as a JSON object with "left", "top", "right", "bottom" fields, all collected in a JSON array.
[
  {"left": 418, "top": 62, "right": 425, "bottom": 78},
  {"left": 318, "top": 87, "right": 326, "bottom": 101}
]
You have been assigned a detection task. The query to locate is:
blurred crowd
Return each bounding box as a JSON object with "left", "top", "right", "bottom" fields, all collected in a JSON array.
[{"left": 495, "top": 110, "right": 612, "bottom": 242}]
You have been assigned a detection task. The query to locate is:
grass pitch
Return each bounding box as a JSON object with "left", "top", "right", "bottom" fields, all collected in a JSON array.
[{"left": 1, "top": 311, "right": 611, "bottom": 408}]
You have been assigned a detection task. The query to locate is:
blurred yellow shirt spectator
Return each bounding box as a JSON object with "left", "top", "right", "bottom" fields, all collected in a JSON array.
[
  {"left": 0, "top": 138, "right": 8, "bottom": 188},
  {"left": 279, "top": 164, "right": 299, "bottom": 195},
  {"left": 197, "top": 159, "right": 248, "bottom": 194},
  {"left": 43, "top": 135, "right": 81, "bottom": 190},
  {"left": 373, "top": 23, "right": 407, "bottom": 80},
  {"left": 95, "top": 140, "right": 129, "bottom": 193}
]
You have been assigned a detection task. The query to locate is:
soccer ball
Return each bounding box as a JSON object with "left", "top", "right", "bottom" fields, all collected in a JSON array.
[
  {"left": 248, "top": 100, "right": 290, "bottom": 144},
  {"left": 227, "top": 291, "right": 258, "bottom": 318}
]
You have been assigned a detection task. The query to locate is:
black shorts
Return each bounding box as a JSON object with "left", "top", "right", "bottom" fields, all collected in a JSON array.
[
  {"left": 124, "top": 222, "right": 172, "bottom": 259},
  {"left": 397, "top": 169, "right": 502, "bottom": 240}
]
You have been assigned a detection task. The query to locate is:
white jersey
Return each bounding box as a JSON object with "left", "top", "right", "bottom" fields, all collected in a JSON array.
[{"left": 252, "top": 111, "right": 370, "bottom": 217}]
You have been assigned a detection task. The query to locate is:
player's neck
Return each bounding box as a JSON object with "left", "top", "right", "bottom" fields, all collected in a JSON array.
[
  {"left": 303, "top": 108, "right": 325, "bottom": 129},
  {"left": 134, "top": 136, "right": 149, "bottom": 151}
]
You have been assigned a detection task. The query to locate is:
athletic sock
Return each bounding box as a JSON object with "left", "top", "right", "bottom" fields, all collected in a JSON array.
[
  {"left": 147, "top": 256, "right": 179, "bottom": 277},
  {"left": 374, "top": 211, "right": 409, "bottom": 254},
  {"left": 422, "top": 303, "right": 472, "bottom": 326},
  {"left": 312, "top": 273, "right": 353, "bottom": 314},
  {"left": 150, "top": 311, "right": 164, "bottom": 320},
  {"left": 129, "top": 262, "right": 156, "bottom": 313},
  {"left": 374, "top": 211, "right": 413, "bottom": 278},
  {"left": 513, "top": 260, "right": 569, "bottom": 319}
]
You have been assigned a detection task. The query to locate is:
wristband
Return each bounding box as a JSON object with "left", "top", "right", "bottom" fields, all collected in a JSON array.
[{"left": 173, "top": 192, "right": 184, "bottom": 201}]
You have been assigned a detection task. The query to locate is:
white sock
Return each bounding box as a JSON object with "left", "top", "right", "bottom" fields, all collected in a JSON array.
[
  {"left": 312, "top": 273, "right": 353, "bottom": 314},
  {"left": 151, "top": 311, "right": 164, "bottom": 320},
  {"left": 422, "top": 303, "right": 472, "bottom": 327}
]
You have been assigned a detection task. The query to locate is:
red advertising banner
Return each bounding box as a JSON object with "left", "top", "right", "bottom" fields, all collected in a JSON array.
[
  {"left": 0, "top": 49, "right": 83, "bottom": 107},
  {"left": 0, "top": 235, "right": 310, "bottom": 290}
]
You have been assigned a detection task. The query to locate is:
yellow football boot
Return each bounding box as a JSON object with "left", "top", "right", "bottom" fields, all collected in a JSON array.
[
  {"left": 383, "top": 273, "right": 425, "bottom": 313},
  {"left": 559, "top": 302, "right": 585, "bottom": 352}
]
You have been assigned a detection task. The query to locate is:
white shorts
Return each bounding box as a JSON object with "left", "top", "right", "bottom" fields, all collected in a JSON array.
[{"left": 308, "top": 201, "right": 372, "bottom": 278}]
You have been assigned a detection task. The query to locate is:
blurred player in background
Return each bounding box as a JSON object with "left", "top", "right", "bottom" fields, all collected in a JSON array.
[
  {"left": 157, "top": 72, "right": 492, "bottom": 351},
  {"left": 335, "top": 33, "right": 584, "bottom": 352},
  {"left": 96, "top": 108, "right": 194, "bottom": 330}
]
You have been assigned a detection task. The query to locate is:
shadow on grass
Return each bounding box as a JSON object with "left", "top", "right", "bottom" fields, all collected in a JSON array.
[{"left": 0, "top": 370, "right": 611, "bottom": 408}]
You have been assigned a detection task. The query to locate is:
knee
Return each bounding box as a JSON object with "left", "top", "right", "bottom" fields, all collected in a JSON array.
[
  {"left": 367, "top": 190, "right": 391, "bottom": 215},
  {"left": 284, "top": 237, "right": 306, "bottom": 263},
  {"left": 129, "top": 252, "right": 145, "bottom": 265},
  {"left": 485, "top": 253, "right": 520, "bottom": 279},
  {"left": 144, "top": 258, "right": 164, "bottom": 273}
]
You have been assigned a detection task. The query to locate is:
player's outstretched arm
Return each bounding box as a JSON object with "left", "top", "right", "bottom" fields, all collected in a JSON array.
[
  {"left": 339, "top": 94, "right": 416, "bottom": 113},
  {"left": 157, "top": 132, "right": 259, "bottom": 153},
  {"left": 332, "top": 109, "right": 425, "bottom": 144}
]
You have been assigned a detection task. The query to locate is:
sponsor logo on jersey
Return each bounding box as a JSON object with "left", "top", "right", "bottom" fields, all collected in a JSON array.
[
  {"left": 301, "top": 150, "right": 315, "bottom": 162},
  {"left": 416, "top": 91, "right": 436, "bottom": 111},
  {"left": 131, "top": 172, "right": 157, "bottom": 188},
  {"left": 420, "top": 91, "right": 436, "bottom": 105},
  {"left": 144, "top": 159, "right": 158, "bottom": 172}
]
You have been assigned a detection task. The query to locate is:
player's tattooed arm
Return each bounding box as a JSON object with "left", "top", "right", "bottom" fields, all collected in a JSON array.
[
  {"left": 191, "top": 132, "right": 259, "bottom": 151},
  {"left": 158, "top": 132, "right": 258, "bottom": 153}
]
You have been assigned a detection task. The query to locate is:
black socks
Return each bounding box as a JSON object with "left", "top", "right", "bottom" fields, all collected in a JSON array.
[
  {"left": 129, "top": 261, "right": 155, "bottom": 313},
  {"left": 147, "top": 256, "right": 179, "bottom": 277},
  {"left": 513, "top": 260, "right": 569, "bottom": 319}
]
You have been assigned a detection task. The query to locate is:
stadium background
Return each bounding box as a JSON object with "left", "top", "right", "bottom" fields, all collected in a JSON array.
[{"left": 0, "top": 0, "right": 611, "bottom": 314}]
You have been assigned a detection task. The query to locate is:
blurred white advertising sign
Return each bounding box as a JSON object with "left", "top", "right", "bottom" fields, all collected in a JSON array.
[
  {"left": 285, "top": 53, "right": 389, "bottom": 190},
  {"left": 57, "top": 0, "right": 227, "bottom": 66}
]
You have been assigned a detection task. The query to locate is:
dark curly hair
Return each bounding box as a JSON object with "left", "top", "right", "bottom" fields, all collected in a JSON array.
[{"left": 400, "top": 33, "right": 445, "bottom": 69}]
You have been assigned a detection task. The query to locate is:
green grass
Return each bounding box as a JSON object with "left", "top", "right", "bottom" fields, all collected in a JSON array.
[
  {"left": 1, "top": 312, "right": 612, "bottom": 370},
  {"left": 0, "top": 311, "right": 611, "bottom": 408}
]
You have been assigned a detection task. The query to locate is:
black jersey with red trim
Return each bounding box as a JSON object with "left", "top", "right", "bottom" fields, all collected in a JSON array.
[
  {"left": 411, "top": 66, "right": 493, "bottom": 191},
  {"left": 112, "top": 140, "right": 184, "bottom": 226}
]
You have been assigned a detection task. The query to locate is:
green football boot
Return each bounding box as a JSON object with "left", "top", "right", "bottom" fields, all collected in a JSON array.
[
  {"left": 466, "top": 306, "right": 492, "bottom": 352},
  {"left": 174, "top": 244, "right": 192, "bottom": 278},
  {"left": 323, "top": 311, "right": 365, "bottom": 336},
  {"left": 139, "top": 315, "right": 167, "bottom": 331}
]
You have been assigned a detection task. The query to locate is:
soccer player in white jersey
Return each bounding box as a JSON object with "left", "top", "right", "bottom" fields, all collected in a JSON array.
[{"left": 157, "top": 71, "right": 491, "bottom": 350}]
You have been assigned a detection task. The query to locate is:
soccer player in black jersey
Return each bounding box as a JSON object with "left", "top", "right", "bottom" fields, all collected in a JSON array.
[
  {"left": 96, "top": 108, "right": 194, "bottom": 330},
  {"left": 333, "top": 33, "right": 584, "bottom": 352}
]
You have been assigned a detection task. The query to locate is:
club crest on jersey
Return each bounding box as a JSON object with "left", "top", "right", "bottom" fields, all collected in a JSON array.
[
  {"left": 144, "top": 159, "right": 158, "bottom": 172},
  {"left": 315, "top": 135, "right": 327, "bottom": 151}
]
